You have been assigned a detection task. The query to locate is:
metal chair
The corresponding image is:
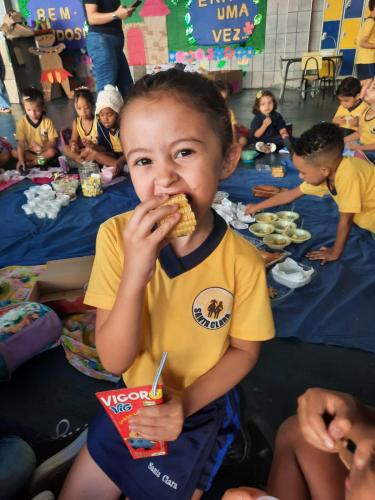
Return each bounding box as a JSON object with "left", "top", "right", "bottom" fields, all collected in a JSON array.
[{"left": 300, "top": 53, "right": 323, "bottom": 100}]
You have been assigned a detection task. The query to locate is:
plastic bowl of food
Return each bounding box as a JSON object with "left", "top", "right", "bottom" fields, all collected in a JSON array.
[
  {"left": 273, "top": 219, "right": 297, "bottom": 234},
  {"left": 285, "top": 228, "right": 312, "bottom": 243},
  {"left": 255, "top": 142, "right": 277, "bottom": 154},
  {"left": 241, "top": 149, "right": 259, "bottom": 163},
  {"left": 255, "top": 212, "right": 279, "bottom": 224},
  {"left": 263, "top": 233, "right": 291, "bottom": 250},
  {"left": 275, "top": 210, "right": 300, "bottom": 222},
  {"left": 249, "top": 222, "right": 275, "bottom": 237}
]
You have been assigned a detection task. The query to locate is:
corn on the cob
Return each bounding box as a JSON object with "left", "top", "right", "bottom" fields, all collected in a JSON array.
[{"left": 158, "top": 194, "right": 196, "bottom": 238}]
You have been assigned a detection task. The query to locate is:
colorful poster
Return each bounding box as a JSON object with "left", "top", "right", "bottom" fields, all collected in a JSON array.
[
  {"left": 123, "top": 0, "right": 266, "bottom": 67},
  {"left": 20, "top": 0, "right": 86, "bottom": 50}
]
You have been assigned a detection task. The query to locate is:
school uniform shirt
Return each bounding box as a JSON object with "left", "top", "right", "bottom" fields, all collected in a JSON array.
[
  {"left": 97, "top": 120, "right": 123, "bottom": 156},
  {"left": 356, "top": 18, "right": 375, "bottom": 64},
  {"left": 15, "top": 115, "right": 58, "bottom": 149},
  {"left": 358, "top": 106, "right": 375, "bottom": 145},
  {"left": 299, "top": 157, "right": 375, "bottom": 233},
  {"left": 85, "top": 211, "right": 275, "bottom": 392},
  {"left": 250, "top": 111, "right": 286, "bottom": 143},
  {"left": 76, "top": 116, "right": 98, "bottom": 144},
  {"left": 333, "top": 100, "right": 367, "bottom": 131}
]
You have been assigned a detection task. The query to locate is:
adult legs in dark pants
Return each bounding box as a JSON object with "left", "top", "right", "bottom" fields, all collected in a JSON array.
[{"left": 86, "top": 31, "right": 133, "bottom": 98}]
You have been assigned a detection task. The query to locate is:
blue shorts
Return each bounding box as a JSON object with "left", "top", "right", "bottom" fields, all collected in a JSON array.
[
  {"left": 87, "top": 389, "right": 240, "bottom": 499},
  {"left": 356, "top": 63, "right": 375, "bottom": 80}
]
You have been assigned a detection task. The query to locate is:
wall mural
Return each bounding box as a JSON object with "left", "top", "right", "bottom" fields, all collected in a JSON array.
[{"left": 19, "top": 0, "right": 266, "bottom": 69}]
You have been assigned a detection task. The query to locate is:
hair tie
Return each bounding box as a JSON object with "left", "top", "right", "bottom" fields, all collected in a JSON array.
[
  {"left": 256, "top": 91, "right": 263, "bottom": 99},
  {"left": 75, "top": 86, "right": 89, "bottom": 91},
  {"left": 23, "top": 96, "right": 31, "bottom": 100}
]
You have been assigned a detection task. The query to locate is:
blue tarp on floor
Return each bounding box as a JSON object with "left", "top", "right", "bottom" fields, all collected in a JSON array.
[{"left": 1, "top": 159, "right": 375, "bottom": 352}]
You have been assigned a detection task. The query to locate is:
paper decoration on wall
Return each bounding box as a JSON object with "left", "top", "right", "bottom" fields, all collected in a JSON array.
[
  {"left": 123, "top": 0, "right": 266, "bottom": 69},
  {"left": 20, "top": 0, "right": 86, "bottom": 50},
  {"left": 29, "top": 18, "right": 73, "bottom": 101}
]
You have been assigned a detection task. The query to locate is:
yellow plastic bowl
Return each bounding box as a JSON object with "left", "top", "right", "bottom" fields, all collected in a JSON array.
[
  {"left": 263, "top": 233, "right": 291, "bottom": 250},
  {"left": 249, "top": 222, "right": 275, "bottom": 237},
  {"left": 255, "top": 212, "right": 279, "bottom": 224},
  {"left": 285, "top": 228, "right": 312, "bottom": 243}
]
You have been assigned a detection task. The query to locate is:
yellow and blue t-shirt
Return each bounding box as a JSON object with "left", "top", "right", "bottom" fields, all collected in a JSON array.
[
  {"left": 15, "top": 114, "right": 58, "bottom": 149},
  {"left": 299, "top": 157, "right": 375, "bottom": 233},
  {"left": 76, "top": 116, "right": 97, "bottom": 144},
  {"left": 84, "top": 211, "right": 275, "bottom": 392},
  {"left": 334, "top": 100, "right": 367, "bottom": 131},
  {"left": 97, "top": 120, "right": 122, "bottom": 157},
  {"left": 358, "top": 106, "right": 375, "bottom": 145}
]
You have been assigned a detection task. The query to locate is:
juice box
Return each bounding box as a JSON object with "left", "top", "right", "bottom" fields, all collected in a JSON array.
[{"left": 96, "top": 384, "right": 168, "bottom": 460}]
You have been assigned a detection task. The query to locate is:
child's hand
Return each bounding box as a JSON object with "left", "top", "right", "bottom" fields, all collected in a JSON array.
[
  {"left": 245, "top": 203, "right": 260, "bottom": 216},
  {"left": 128, "top": 391, "right": 184, "bottom": 442},
  {"left": 222, "top": 487, "right": 268, "bottom": 499},
  {"left": 80, "top": 147, "right": 95, "bottom": 162},
  {"left": 71, "top": 141, "right": 79, "bottom": 153},
  {"left": 297, "top": 388, "right": 358, "bottom": 452},
  {"left": 263, "top": 116, "right": 272, "bottom": 128},
  {"left": 306, "top": 246, "right": 340, "bottom": 264},
  {"left": 346, "top": 438, "right": 375, "bottom": 500},
  {"left": 122, "top": 196, "right": 180, "bottom": 289},
  {"left": 347, "top": 142, "right": 361, "bottom": 151},
  {"left": 113, "top": 158, "right": 125, "bottom": 177},
  {"left": 16, "top": 159, "right": 25, "bottom": 172}
]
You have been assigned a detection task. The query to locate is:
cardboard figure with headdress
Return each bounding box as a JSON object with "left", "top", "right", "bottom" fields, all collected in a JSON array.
[{"left": 28, "top": 18, "right": 73, "bottom": 101}]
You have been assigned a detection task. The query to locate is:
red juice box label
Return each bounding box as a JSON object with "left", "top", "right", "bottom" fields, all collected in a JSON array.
[{"left": 96, "top": 384, "right": 168, "bottom": 460}]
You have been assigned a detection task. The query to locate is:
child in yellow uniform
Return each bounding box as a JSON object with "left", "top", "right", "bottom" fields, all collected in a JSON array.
[
  {"left": 356, "top": 0, "right": 375, "bottom": 97},
  {"left": 64, "top": 86, "right": 97, "bottom": 163},
  {"left": 80, "top": 84, "right": 126, "bottom": 177},
  {"left": 12, "top": 87, "right": 58, "bottom": 171},
  {"left": 246, "top": 123, "right": 375, "bottom": 263},
  {"left": 345, "top": 78, "right": 375, "bottom": 161},
  {"left": 332, "top": 77, "right": 367, "bottom": 136},
  {"left": 59, "top": 69, "right": 275, "bottom": 500}
]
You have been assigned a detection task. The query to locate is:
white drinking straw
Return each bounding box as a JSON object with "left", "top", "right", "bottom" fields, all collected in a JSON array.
[{"left": 151, "top": 352, "right": 168, "bottom": 397}]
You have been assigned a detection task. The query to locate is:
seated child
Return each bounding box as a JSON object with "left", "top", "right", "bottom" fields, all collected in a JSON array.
[
  {"left": 248, "top": 90, "right": 289, "bottom": 150},
  {"left": 80, "top": 84, "right": 126, "bottom": 177},
  {"left": 345, "top": 79, "right": 375, "bottom": 162},
  {"left": 245, "top": 122, "right": 375, "bottom": 263},
  {"left": 12, "top": 88, "right": 58, "bottom": 171},
  {"left": 332, "top": 77, "right": 367, "bottom": 136},
  {"left": 214, "top": 80, "right": 247, "bottom": 147},
  {"left": 59, "top": 69, "right": 275, "bottom": 500},
  {"left": 223, "top": 387, "right": 375, "bottom": 500},
  {"left": 63, "top": 86, "right": 97, "bottom": 163}
]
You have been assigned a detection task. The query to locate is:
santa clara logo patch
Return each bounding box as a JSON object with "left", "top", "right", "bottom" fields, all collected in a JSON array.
[{"left": 192, "top": 287, "right": 233, "bottom": 330}]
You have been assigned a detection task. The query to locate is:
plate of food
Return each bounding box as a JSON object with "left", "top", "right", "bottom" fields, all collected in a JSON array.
[
  {"left": 275, "top": 210, "right": 300, "bottom": 222},
  {"left": 284, "top": 228, "right": 312, "bottom": 243},
  {"left": 255, "top": 212, "right": 278, "bottom": 224},
  {"left": 273, "top": 219, "right": 297, "bottom": 234},
  {"left": 263, "top": 233, "right": 291, "bottom": 250},
  {"left": 255, "top": 141, "right": 277, "bottom": 154},
  {"left": 249, "top": 222, "right": 275, "bottom": 237}
]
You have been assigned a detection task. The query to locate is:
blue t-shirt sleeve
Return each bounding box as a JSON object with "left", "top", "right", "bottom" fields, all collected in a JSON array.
[{"left": 250, "top": 114, "right": 263, "bottom": 134}]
